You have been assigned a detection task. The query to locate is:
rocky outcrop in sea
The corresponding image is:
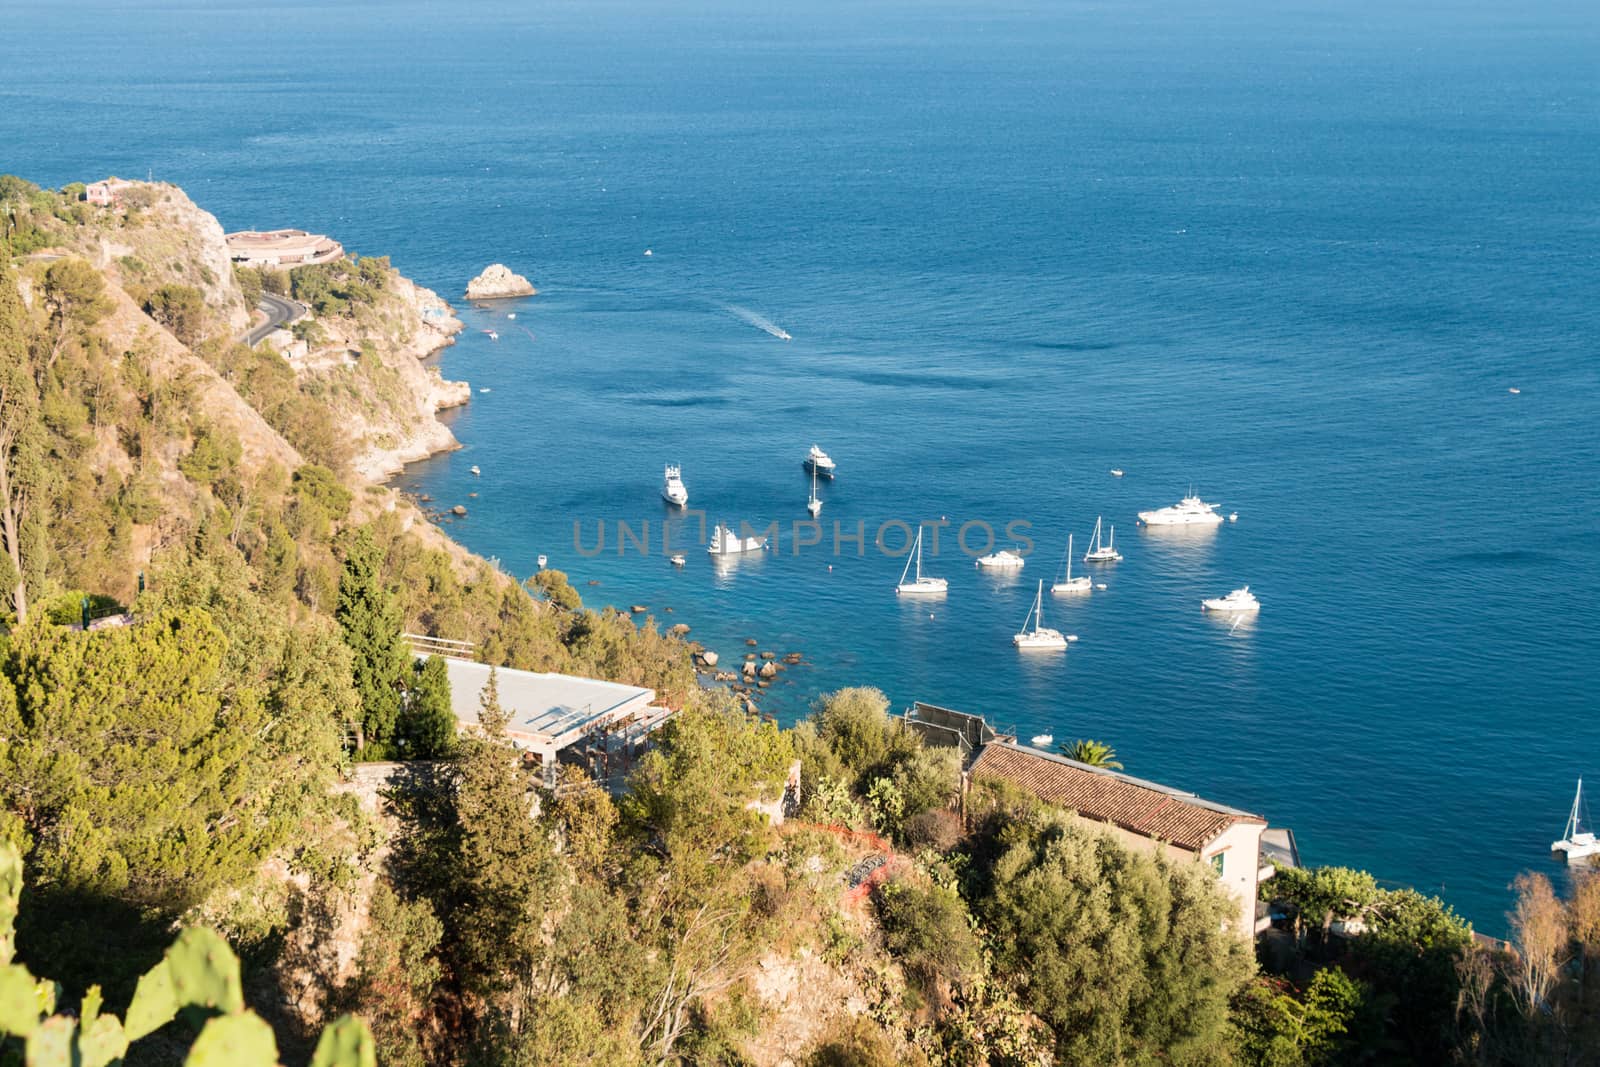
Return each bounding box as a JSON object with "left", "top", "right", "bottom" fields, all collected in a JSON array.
[{"left": 465, "top": 263, "right": 535, "bottom": 299}]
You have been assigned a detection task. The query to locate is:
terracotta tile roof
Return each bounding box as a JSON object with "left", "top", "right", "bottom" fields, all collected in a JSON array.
[{"left": 970, "top": 742, "right": 1264, "bottom": 852}]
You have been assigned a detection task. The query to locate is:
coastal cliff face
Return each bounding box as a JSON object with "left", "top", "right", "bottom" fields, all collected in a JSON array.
[{"left": 287, "top": 266, "right": 470, "bottom": 481}]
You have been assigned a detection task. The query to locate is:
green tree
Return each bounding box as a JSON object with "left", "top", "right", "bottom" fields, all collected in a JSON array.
[
  {"left": 875, "top": 875, "right": 981, "bottom": 998},
  {"left": 1058, "top": 738, "right": 1123, "bottom": 769},
  {"left": 812, "top": 686, "right": 915, "bottom": 791},
  {"left": 0, "top": 267, "right": 50, "bottom": 623},
  {"left": 342, "top": 880, "right": 442, "bottom": 1067},
  {"left": 335, "top": 528, "right": 409, "bottom": 756},
  {"left": 399, "top": 654, "right": 456, "bottom": 759},
  {"left": 40, "top": 258, "right": 110, "bottom": 370},
  {"left": 146, "top": 283, "right": 206, "bottom": 346},
  {"left": 980, "top": 811, "right": 1253, "bottom": 1063}
]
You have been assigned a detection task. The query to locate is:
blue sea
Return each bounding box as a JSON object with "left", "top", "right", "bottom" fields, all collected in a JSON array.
[{"left": 6, "top": 0, "right": 1598, "bottom": 933}]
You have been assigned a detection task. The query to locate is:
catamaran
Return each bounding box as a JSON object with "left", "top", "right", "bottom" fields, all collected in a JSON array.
[
  {"left": 661, "top": 464, "right": 689, "bottom": 507},
  {"left": 1051, "top": 534, "right": 1092, "bottom": 594},
  {"left": 1202, "top": 586, "right": 1260, "bottom": 613},
  {"left": 976, "top": 548, "right": 1026, "bottom": 569},
  {"left": 1139, "top": 490, "right": 1224, "bottom": 526},
  {"left": 807, "top": 467, "right": 822, "bottom": 518},
  {"left": 1553, "top": 779, "right": 1600, "bottom": 861},
  {"left": 1083, "top": 517, "right": 1122, "bottom": 563},
  {"left": 803, "top": 444, "right": 836, "bottom": 479},
  {"left": 708, "top": 523, "right": 767, "bottom": 556},
  {"left": 896, "top": 527, "right": 947, "bottom": 595},
  {"left": 1014, "top": 580, "right": 1069, "bottom": 650}
]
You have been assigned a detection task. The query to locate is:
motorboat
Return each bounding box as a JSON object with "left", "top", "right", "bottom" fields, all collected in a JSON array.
[
  {"left": 1031, "top": 734, "right": 1054, "bottom": 747},
  {"left": 644, "top": 249, "right": 653, "bottom": 256},
  {"left": 469, "top": 465, "right": 481, "bottom": 476},
  {"left": 807, "top": 467, "right": 823, "bottom": 518},
  {"left": 484, "top": 329, "right": 499, "bottom": 341},
  {"left": 1553, "top": 779, "right": 1600, "bottom": 861},
  {"left": 896, "top": 527, "right": 947, "bottom": 595},
  {"left": 1110, "top": 469, "right": 1125, "bottom": 477},
  {"left": 1139, "top": 491, "right": 1224, "bottom": 526},
  {"left": 708, "top": 523, "right": 767, "bottom": 556},
  {"left": 1083, "top": 517, "right": 1122, "bottom": 562},
  {"left": 661, "top": 464, "right": 689, "bottom": 507},
  {"left": 536, "top": 554, "right": 547, "bottom": 570},
  {"left": 1051, "top": 534, "right": 1092, "bottom": 594},
  {"left": 1201, "top": 586, "right": 1260, "bottom": 613},
  {"left": 1013, "top": 580, "right": 1068, "bottom": 650},
  {"left": 670, "top": 553, "right": 686, "bottom": 567},
  {"left": 776, "top": 329, "right": 792, "bottom": 341},
  {"left": 803, "top": 444, "right": 836, "bottom": 478},
  {"left": 976, "top": 548, "right": 1025, "bottom": 569}
]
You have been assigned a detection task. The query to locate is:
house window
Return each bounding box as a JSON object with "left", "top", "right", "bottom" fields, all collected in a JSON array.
[{"left": 1209, "top": 852, "right": 1225, "bottom": 876}]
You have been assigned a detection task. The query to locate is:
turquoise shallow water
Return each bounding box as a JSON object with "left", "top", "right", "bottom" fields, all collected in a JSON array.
[{"left": 5, "top": 0, "right": 1599, "bottom": 932}]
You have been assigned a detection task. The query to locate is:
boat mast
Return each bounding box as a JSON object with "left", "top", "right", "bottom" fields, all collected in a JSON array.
[
  {"left": 1572, "top": 779, "right": 1585, "bottom": 839},
  {"left": 1066, "top": 535, "right": 1073, "bottom": 581},
  {"left": 900, "top": 529, "right": 918, "bottom": 587}
]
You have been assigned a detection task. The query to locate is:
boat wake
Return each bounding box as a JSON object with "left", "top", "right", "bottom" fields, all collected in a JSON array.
[{"left": 721, "top": 303, "right": 792, "bottom": 341}]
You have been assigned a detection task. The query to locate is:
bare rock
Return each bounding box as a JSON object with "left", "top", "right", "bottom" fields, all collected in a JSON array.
[
  {"left": 450, "top": 504, "right": 467, "bottom": 516},
  {"left": 465, "top": 263, "right": 536, "bottom": 299},
  {"left": 669, "top": 623, "right": 691, "bottom": 636},
  {"left": 759, "top": 651, "right": 776, "bottom": 660},
  {"left": 630, "top": 604, "right": 648, "bottom": 614},
  {"left": 759, "top": 661, "right": 778, "bottom": 679},
  {"left": 699, "top": 650, "right": 719, "bottom": 667},
  {"left": 746, "top": 638, "right": 759, "bottom": 646}
]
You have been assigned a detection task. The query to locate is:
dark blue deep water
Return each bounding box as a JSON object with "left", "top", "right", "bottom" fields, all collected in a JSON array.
[{"left": 6, "top": 0, "right": 1598, "bottom": 932}]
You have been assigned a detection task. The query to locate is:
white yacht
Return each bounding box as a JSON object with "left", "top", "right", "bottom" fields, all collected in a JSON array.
[
  {"left": 803, "top": 444, "right": 837, "bottom": 479},
  {"left": 1553, "top": 779, "right": 1600, "bottom": 861},
  {"left": 896, "top": 527, "right": 947, "bottom": 595},
  {"left": 536, "top": 554, "right": 547, "bottom": 570},
  {"left": 669, "top": 553, "right": 686, "bottom": 567},
  {"left": 1202, "top": 586, "right": 1260, "bottom": 613},
  {"left": 1110, "top": 468, "right": 1125, "bottom": 477},
  {"left": 976, "top": 548, "right": 1026, "bottom": 569},
  {"left": 1051, "top": 534, "right": 1092, "bottom": 594},
  {"left": 1139, "top": 491, "right": 1224, "bottom": 526},
  {"left": 708, "top": 523, "right": 767, "bottom": 556},
  {"left": 1031, "top": 733, "right": 1054, "bottom": 747},
  {"left": 661, "top": 464, "right": 689, "bottom": 507},
  {"left": 1083, "top": 517, "right": 1122, "bottom": 563},
  {"left": 469, "top": 465, "right": 481, "bottom": 476},
  {"left": 1014, "top": 580, "right": 1068, "bottom": 650},
  {"left": 806, "top": 467, "right": 823, "bottom": 518}
]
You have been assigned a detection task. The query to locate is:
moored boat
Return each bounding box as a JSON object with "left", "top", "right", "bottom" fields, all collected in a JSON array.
[
  {"left": 1139, "top": 491, "right": 1224, "bottom": 526},
  {"left": 976, "top": 548, "right": 1026, "bottom": 569},
  {"left": 1051, "top": 534, "right": 1092, "bottom": 593},
  {"left": 803, "top": 444, "right": 837, "bottom": 479},
  {"left": 1201, "top": 586, "right": 1260, "bottom": 613},
  {"left": 661, "top": 464, "right": 689, "bottom": 507},
  {"left": 1014, "top": 580, "right": 1068, "bottom": 650},
  {"left": 1083, "top": 517, "right": 1122, "bottom": 562},
  {"left": 708, "top": 523, "right": 767, "bottom": 555},
  {"left": 897, "top": 527, "right": 947, "bottom": 595},
  {"left": 1553, "top": 779, "right": 1600, "bottom": 861}
]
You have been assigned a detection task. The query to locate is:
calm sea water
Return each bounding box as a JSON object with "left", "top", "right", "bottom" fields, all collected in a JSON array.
[{"left": 6, "top": 0, "right": 1598, "bottom": 932}]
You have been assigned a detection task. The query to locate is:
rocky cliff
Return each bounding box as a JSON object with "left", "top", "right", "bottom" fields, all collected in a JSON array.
[{"left": 465, "top": 262, "right": 535, "bottom": 299}]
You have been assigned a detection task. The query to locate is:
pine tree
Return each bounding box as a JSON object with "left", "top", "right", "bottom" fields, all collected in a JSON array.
[
  {"left": 335, "top": 527, "right": 409, "bottom": 757},
  {"left": 399, "top": 654, "right": 457, "bottom": 759}
]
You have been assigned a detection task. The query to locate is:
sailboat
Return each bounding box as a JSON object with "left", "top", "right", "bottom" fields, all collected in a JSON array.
[
  {"left": 1552, "top": 779, "right": 1600, "bottom": 861},
  {"left": 896, "top": 527, "right": 947, "bottom": 595},
  {"left": 1013, "top": 580, "right": 1069, "bottom": 650},
  {"left": 807, "top": 467, "right": 822, "bottom": 518},
  {"left": 1083, "top": 516, "right": 1122, "bottom": 563},
  {"left": 1051, "top": 534, "right": 1092, "bottom": 594}
]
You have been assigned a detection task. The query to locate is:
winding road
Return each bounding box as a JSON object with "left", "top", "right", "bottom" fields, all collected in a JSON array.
[{"left": 244, "top": 293, "right": 306, "bottom": 347}]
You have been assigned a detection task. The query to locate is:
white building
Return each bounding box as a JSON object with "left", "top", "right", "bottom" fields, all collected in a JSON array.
[
  {"left": 224, "top": 228, "right": 345, "bottom": 268},
  {"left": 968, "top": 741, "right": 1275, "bottom": 937},
  {"left": 431, "top": 657, "right": 671, "bottom": 787}
]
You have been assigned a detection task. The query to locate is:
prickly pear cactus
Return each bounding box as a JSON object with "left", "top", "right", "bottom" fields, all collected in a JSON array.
[
  {"left": 165, "top": 928, "right": 244, "bottom": 1016},
  {"left": 183, "top": 1011, "right": 279, "bottom": 1067},
  {"left": 22, "top": 1013, "right": 75, "bottom": 1065},
  {"left": 311, "top": 1014, "right": 378, "bottom": 1067},
  {"left": 124, "top": 957, "right": 178, "bottom": 1042},
  {"left": 0, "top": 840, "right": 21, "bottom": 966},
  {"left": 0, "top": 963, "right": 54, "bottom": 1039}
]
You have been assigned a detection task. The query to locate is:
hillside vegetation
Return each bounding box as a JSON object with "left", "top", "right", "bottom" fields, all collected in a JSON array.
[{"left": 2, "top": 174, "right": 1590, "bottom": 1066}]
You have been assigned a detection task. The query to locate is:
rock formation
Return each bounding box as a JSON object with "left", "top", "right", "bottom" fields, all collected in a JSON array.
[{"left": 465, "top": 264, "right": 535, "bottom": 299}]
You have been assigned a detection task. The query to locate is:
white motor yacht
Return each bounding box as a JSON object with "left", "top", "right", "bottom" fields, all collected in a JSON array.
[
  {"left": 803, "top": 444, "right": 837, "bottom": 479},
  {"left": 976, "top": 548, "right": 1026, "bottom": 569},
  {"left": 1554, "top": 779, "right": 1600, "bottom": 861},
  {"left": 669, "top": 553, "right": 687, "bottom": 567},
  {"left": 661, "top": 464, "right": 689, "bottom": 507},
  {"left": 1014, "top": 580, "right": 1068, "bottom": 650},
  {"left": 1051, "top": 534, "right": 1092, "bottom": 593},
  {"left": 708, "top": 523, "right": 767, "bottom": 556},
  {"left": 896, "top": 528, "right": 947, "bottom": 595},
  {"left": 1031, "top": 734, "right": 1054, "bottom": 747},
  {"left": 1139, "top": 491, "right": 1224, "bottom": 526},
  {"left": 1083, "top": 517, "right": 1122, "bottom": 563},
  {"left": 1202, "top": 586, "right": 1260, "bottom": 613}
]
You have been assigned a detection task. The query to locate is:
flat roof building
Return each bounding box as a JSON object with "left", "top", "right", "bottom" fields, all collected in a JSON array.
[
  {"left": 225, "top": 228, "right": 345, "bottom": 268},
  {"left": 433, "top": 657, "right": 671, "bottom": 788}
]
